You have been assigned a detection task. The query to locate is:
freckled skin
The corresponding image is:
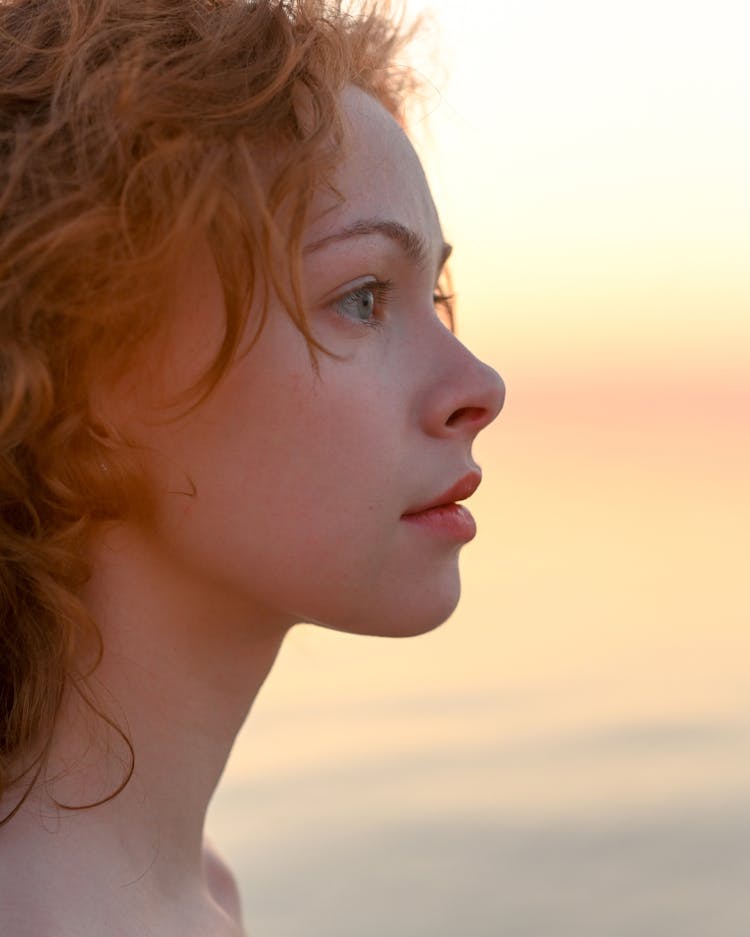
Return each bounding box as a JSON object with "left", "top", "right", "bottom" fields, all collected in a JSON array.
[{"left": 122, "top": 86, "right": 505, "bottom": 639}]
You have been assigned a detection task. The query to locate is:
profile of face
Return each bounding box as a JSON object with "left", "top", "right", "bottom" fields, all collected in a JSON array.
[{"left": 114, "top": 86, "right": 505, "bottom": 640}]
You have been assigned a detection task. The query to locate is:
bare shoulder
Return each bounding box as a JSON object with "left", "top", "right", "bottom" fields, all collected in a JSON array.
[{"left": 202, "top": 837, "right": 244, "bottom": 929}]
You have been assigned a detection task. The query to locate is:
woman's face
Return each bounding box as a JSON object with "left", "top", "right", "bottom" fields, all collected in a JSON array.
[{"left": 119, "top": 87, "right": 505, "bottom": 638}]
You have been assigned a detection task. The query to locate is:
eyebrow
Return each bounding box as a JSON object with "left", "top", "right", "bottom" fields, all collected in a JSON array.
[{"left": 304, "top": 219, "right": 452, "bottom": 270}]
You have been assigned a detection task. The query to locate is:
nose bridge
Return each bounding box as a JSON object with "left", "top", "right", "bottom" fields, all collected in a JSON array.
[{"left": 423, "top": 327, "right": 505, "bottom": 439}]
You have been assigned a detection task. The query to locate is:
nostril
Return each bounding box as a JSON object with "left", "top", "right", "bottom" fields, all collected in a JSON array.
[{"left": 446, "top": 405, "right": 486, "bottom": 428}]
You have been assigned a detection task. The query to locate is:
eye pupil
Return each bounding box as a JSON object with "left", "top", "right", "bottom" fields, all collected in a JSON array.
[
  {"left": 340, "top": 287, "right": 376, "bottom": 322},
  {"left": 358, "top": 290, "right": 374, "bottom": 316}
]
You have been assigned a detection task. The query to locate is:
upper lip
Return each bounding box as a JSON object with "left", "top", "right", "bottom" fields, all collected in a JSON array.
[{"left": 402, "top": 470, "right": 482, "bottom": 516}]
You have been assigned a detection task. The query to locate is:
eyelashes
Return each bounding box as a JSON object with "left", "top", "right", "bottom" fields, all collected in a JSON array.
[
  {"left": 433, "top": 287, "right": 455, "bottom": 329},
  {"left": 334, "top": 277, "right": 455, "bottom": 331},
  {"left": 335, "top": 279, "right": 394, "bottom": 328}
]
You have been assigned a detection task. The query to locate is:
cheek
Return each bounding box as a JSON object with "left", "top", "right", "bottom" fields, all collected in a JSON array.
[
  {"left": 244, "top": 385, "right": 398, "bottom": 552},
  {"left": 241, "top": 391, "right": 461, "bottom": 635},
  {"left": 142, "top": 355, "right": 405, "bottom": 614}
]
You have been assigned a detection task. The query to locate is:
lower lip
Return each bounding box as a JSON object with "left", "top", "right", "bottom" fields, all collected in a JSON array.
[{"left": 401, "top": 503, "right": 477, "bottom": 542}]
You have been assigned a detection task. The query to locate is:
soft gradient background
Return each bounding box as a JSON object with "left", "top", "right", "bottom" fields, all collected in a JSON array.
[{"left": 207, "top": 2, "right": 750, "bottom": 934}]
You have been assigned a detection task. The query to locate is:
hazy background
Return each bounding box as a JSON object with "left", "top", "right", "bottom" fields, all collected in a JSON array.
[{"left": 207, "top": 2, "right": 750, "bottom": 934}]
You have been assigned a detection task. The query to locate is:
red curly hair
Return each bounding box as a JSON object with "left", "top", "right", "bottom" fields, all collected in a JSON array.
[{"left": 0, "top": 0, "right": 419, "bottom": 819}]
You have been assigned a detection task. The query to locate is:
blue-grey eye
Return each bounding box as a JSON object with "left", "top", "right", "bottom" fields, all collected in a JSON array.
[{"left": 338, "top": 286, "right": 376, "bottom": 323}]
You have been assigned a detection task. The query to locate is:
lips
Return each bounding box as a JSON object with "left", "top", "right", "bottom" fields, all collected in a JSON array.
[{"left": 402, "top": 471, "right": 482, "bottom": 517}]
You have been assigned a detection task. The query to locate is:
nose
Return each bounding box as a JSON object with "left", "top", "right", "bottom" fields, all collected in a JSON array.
[{"left": 423, "top": 335, "right": 505, "bottom": 440}]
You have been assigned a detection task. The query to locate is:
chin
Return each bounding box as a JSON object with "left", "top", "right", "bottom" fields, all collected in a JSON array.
[{"left": 315, "top": 579, "right": 462, "bottom": 639}]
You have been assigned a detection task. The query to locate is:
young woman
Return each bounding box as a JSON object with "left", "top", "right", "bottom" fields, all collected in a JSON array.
[{"left": 0, "top": 1, "right": 504, "bottom": 934}]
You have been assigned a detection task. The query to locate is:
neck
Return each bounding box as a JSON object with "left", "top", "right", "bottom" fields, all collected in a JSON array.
[{"left": 2, "top": 520, "right": 289, "bottom": 928}]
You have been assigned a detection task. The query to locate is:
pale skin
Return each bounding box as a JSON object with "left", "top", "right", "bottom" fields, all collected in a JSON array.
[{"left": 0, "top": 87, "right": 504, "bottom": 936}]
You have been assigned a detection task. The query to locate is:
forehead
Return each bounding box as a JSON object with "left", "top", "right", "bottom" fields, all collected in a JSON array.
[{"left": 306, "top": 86, "right": 443, "bottom": 250}]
